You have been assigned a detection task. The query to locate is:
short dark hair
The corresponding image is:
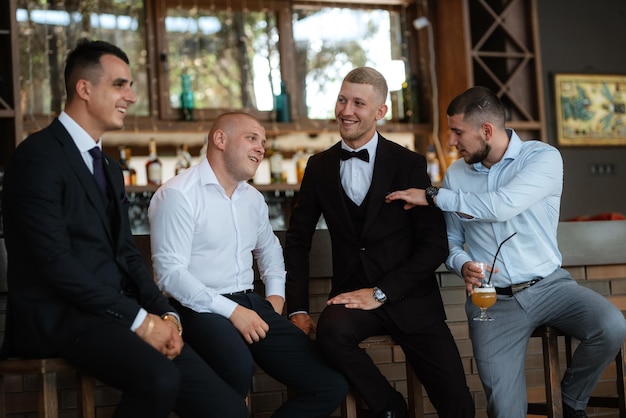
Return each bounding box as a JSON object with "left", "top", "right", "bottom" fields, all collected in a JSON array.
[
  {"left": 446, "top": 86, "right": 506, "bottom": 130},
  {"left": 64, "top": 39, "right": 130, "bottom": 101}
]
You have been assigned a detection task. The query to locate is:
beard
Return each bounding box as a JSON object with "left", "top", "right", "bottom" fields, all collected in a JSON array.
[{"left": 465, "top": 141, "right": 491, "bottom": 165}]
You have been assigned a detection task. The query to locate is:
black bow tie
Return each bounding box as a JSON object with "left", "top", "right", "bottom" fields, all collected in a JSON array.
[{"left": 340, "top": 148, "right": 370, "bottom": 162}]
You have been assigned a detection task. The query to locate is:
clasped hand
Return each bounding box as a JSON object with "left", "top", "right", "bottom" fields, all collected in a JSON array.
[{"left": 137, "top": 313, "right": 183, "bottom": 360}]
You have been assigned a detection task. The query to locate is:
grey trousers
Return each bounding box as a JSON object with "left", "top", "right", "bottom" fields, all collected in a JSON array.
[{"left": 466, "top": 268, "right": 626, "bottom": 418}]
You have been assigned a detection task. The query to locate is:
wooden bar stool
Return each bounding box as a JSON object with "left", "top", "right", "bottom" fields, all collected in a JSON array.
[
  {"left": 567, "top": 337, "right": 626, "bottom": 417},
  {"left": 527, "top": 325, "right": 566, "bottom": 418},
  {"left": 341, "top": 335, "right": 424, "bottom": 418},
  {"left": 0, "top": 357, "right": 95, "bottom": 418},
  {"left": 527, "top": 326, "right": 626, "bottom": 417}
]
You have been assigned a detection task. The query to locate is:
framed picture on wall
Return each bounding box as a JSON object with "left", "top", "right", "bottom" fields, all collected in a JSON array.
[{"left": 554, "top": 73, "right": 626, "bottom": 146}]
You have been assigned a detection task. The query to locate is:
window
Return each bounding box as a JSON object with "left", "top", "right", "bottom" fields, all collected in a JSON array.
[
  {"left": 162, "top": 4, "right": 280, "bottom": 119},
  {"left": 17, "top": 0, "right": 413, "bottom": 124},
  {"left": 292, "top": 6, "right": 405, "bottom": 120},
  {"left": 17, "top": 0, "right": 148, "bottom": 117}
]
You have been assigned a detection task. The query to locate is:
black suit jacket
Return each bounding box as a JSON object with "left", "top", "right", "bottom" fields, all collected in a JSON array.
[
  {"left": 285, "top": 136, "right": 449, "bottom": 333},
  {"left": 1, "top": 118, "right": 172, "bottom": 358}
]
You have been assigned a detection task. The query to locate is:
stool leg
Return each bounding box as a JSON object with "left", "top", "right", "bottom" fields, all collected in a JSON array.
[
  {"left": 342, "top": 390, "right": 358, "bottom": 418},
  {"left": 542, "top": 333, "right": 563, "bottom": 418},
  {"left": 616, "top": 342, "right": 626, "bottom": 418},
  {"left": 0, "top": 375, "right": 6, "bottom": 418},
  {"left": 40, "top": 372, "right": 59, "bottom": 418},
  {"left": 77, "top": 373, "right": 95, "bottom": 418},
  {"left": 406, "top": 363, "right": 423, "bottom": 418}
]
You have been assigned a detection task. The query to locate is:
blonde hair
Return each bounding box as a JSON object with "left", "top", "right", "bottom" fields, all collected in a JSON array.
[{"left": 343, "top": 67, "right": 388, "bottom": 104}]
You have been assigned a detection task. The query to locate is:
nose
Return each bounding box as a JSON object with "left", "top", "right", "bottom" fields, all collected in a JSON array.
[
  {"left": 447, "top": 132, "right": 457, "bottom": 147},
  {"left": 126, "top": 87, "right": 137, "bottom": 104}
]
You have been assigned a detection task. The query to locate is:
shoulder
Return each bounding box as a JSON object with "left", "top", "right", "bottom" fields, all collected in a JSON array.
[
  {"left": 378, "top": 135, "right": 426, "bottom": 164},
  {"left": 519, "top": 139, "right": 562, "bottom": 161}
]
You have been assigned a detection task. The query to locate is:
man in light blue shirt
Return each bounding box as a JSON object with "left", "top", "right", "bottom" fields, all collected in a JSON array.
[{"left": 386, "top": 86, "right": 626, "bottom": 418}]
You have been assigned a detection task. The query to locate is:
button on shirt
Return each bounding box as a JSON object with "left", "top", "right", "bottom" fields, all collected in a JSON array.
[
  {"left": 438, "top": 130, "right": 563, "bottom": 287},
  {"left": 148, "top": 158, "right": 286, "bottom": 319},
  {"left": 340, "top": 134, "right": 378, "bottom": 205}
]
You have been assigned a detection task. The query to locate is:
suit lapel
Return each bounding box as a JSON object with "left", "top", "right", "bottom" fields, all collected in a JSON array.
[
  {"left": 362, "top": 137, "right": 396, "bottom": 235},
  {"left": 327, "top": 143, "right": 358, "bottom": 236},
  {"left": 52, "top": 120, "right": 114, "bottom": 243}
]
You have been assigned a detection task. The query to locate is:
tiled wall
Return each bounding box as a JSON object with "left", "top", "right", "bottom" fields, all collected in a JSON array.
[{"left": 1, "top": 221, "right": 625, "bottom": 417}]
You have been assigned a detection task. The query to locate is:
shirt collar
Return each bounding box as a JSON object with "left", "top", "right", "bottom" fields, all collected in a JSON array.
[
  {"left": 58, "top": 111, "right": 101, "bottom": 151},
  {"left": 199, "top": 157, "right": 249, "bottom": 195},
  {"left": 471, "top": 128, "right": 522, "bottom": 171},
  {"left": 341, "top": 132, "right": 379, "bottom": 161}
]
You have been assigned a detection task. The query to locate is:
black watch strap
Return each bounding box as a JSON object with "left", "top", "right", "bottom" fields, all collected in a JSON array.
[{"left": 425, "top": 186, "right": 439, "bottom": 206}]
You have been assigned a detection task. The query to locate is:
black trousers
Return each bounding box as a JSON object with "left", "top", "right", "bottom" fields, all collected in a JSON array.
[
  {"left": 59, "top": 318, "right": 247, "bottom": 418},
  {"left": 316, "top": 304, "right": 475, "bottom": 417},
  {"left": 172, "top": 293, "right": 348, "bottom": 418}
]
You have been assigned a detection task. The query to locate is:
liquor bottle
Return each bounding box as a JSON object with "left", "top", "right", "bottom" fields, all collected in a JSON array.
[
  {"left": 175, "top": 144, "right": 192, "bottom": 175},
  {"left": 118, "top": 146, "right": 132, "bottom": 186},
  {"left": 268, "top": 141, "right": 284, "bottom": 183},
  {"left": 180, "top": 73, "right": 195, "bottom": 121},
  {"left": 294, "top": 148, "right": 311, "bottom": 183},
  {"left": 274, "top": 81, "right": 291, "bottom": 122},
  {"left": 145, "top": 139, "right": 162, "bottom": 186},
  {"left": 199, "top": 135, "right": 208, "bottom": 159},
  {"left": 125, "top": 147, "right": 137, "bottom": 185}
]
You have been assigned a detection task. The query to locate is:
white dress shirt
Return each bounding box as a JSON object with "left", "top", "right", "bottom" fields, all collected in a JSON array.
[
  {"left": 148, "top": 157, "right": 286, "bottom": 319},
  {"left": 340, "top": 133, "right": 378, "bottom": 205}
]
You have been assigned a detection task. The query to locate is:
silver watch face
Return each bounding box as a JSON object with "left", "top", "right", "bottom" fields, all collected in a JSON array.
[{"left": 373, "top": 287, "right": 387, "bottom": 302}]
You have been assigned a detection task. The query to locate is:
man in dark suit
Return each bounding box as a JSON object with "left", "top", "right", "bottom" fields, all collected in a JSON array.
[
  {"left": 285, "top": 67, "right": 474, "bottom": 418},
  {"left": 0, "top": 39, "right": 246, "bottom": 418}
]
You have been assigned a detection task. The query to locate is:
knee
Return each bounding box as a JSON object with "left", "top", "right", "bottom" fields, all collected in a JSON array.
[
  {"left": 603, "top": 313, "right": 626, "bottom": 347},
  {"left": 149, "top": 363, "right": 182, "bottom": 396}
]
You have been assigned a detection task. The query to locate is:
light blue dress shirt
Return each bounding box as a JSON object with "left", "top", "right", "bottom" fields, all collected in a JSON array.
[{"left": 437, "top": 129, "right": 564, "bottom": 287}]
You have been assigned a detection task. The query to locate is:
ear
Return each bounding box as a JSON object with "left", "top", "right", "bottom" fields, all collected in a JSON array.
[
  {"left": 212, "top": 129, "right": 227, "bottom": 150},
  {"left": 75, "top": 79, "right": 91, "bottom": 101},
  {"left": 375, "top": 103, "right": 388, "bottom": 121},
  {"left": 482, "top": 122, "right": 494, "bottom": 139}
]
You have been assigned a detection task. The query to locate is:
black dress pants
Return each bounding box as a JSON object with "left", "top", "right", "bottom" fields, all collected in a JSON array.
[
  {"left": 172, "top": 293, "right": 348, "bottom": 418},
  {"left": 316, "top": 304, "right": 475, "bottom": 417},
  {"left": 59, "top": 318, "right": 246, "bottom": 418}
]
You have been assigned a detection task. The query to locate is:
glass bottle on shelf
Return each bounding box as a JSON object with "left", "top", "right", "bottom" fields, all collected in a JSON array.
[
  {"left": 118, "top": 146, "right": 132, "bottom": 186},
  {"left": 274, "top": 81, "right": 291, "bottom": 122},
  {"left": 125, "top": 147, "right": 137, "bottom": 185},
  {"left": 180, "top": 73, "right": 195, "bottom": 121},
  {"left": 175, "top": 144, "right": 192, "bottom": 175},
  {"left": 145, "top": 139, "right": 162, "bottom": 186},
  {"left": 294, "top": 148, "right": 310, "bottom": 184},
  {"left": 268, "top": 140, "right": 284, "bottom": 184},
  {"left": 199, "top": 135, "right": 208, "bottom": 159}
]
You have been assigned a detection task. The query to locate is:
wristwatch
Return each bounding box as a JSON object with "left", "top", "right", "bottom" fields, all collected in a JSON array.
[
  {"left": 425, "top": 186, "right": 439, "bottom": 207},
  {"left": 373, "top": 287, "right": 388, "bottom": 304}
]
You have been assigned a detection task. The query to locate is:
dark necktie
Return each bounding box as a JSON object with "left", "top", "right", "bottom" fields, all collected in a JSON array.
[
  {"left": 88, "top": 147, "right": 108, "bottom": 195},
  {"left": 340, "top": 148, "right": 370, "bottom": 162}
]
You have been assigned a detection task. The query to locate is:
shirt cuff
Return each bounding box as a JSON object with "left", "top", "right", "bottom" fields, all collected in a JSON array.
[{"left": 131, "top": 308, "right": 148, "bottom": 331}]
